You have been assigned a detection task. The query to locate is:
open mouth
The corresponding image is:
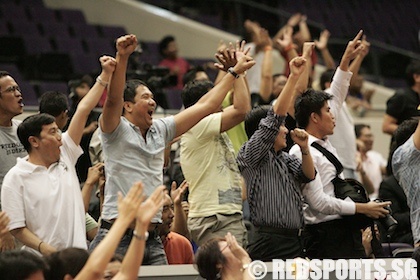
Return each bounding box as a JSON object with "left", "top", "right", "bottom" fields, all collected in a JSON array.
[{"left": 148, "top": 109, "right": 154, "bottom": 116}]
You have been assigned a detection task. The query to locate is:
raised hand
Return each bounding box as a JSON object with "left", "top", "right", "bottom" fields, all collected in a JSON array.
[
  {"left": 85, "top": 162, "right": 104, "bottom": 186},
  {"left": 275, "top": 26, "right": 294, "bottom": 51},
  {"left": 289, "top": 56, "right": 307, "bottom": 77},
  {"left": 225, "top": 232, "right": 251, "bottom": 264},
  {"left": 99, "top": 55, "right": 117, "bottom": 75},
  {"left": 342, "top": 30, "right": 364, "bottom": 63},
  {"left": 136, "top": 185, "right": 165, "bottom": 225},
  {"left": 170, "top": 180, "right": 189, "bottom": 205},
  {"left": 315, "top": 30, "right": 330, "bottom": 50},
  {"left": 117, "top": 181, "right": 145, "bottom": 224},
  {"left": 302, "top": 42, "right": 315, "bottom": 58},
  {"left": 287, "top": 13, "right": 302, "bottom": 27},
  {"left": 360, "top": 35, "right": 371, "bottom": 58},
  {"left": 115, "top": 34, "right": 138, "bottom": 57},
  {"left": 290, "top": 128, "right": 309, "bottom": 148},
  {"left": 259, "top": 28, "right": 272, "bottom": 49}
]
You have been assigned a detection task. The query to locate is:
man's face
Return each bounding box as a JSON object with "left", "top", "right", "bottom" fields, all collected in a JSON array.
[
  {"left": 32, "top": 122, "right": 62, "bottom": 164},
  {"left": 274, "top": 124, "right": 289, "bottom": 151},
  {"left": 164, "top": 41, "right": 178, "bottom": 59},
  {"left": 315, "top": 101, "right": 335, "bottom": 137},
  {"left": 125, "top": 85, "right": 156, "bottom": 130},
  {"left": 158, "top": 195, "right": 174, "bottom": 238},
  {"left": 75, "top": 82, "right": 90, "bottom": 99},
  {"left": 0, "top": 75, "right": 23, "bottom": 118},
  {"left": 358, "top": 126, "right": 374, "bottom": 151}
]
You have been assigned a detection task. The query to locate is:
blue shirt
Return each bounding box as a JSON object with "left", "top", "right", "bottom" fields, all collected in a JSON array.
[{"left": 393, "top": 135, "right": 420, "bottom": 243}]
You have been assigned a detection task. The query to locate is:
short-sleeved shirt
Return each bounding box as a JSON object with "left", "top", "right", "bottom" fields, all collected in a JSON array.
[
  {"left": 1, "top": 132, "right": 86, "bottom": 254},
  {"left": 180, "top": 113, "right": 243, "bottom": 218},
  {"left": 163, "top": 232, "right": 194, "bottom": 264},
  {"left": 0, "top": 119, "right": 27, "bottom": 209},
  {"left": 100, "top": 116, "right": 176, "bottom": 222},
  {"left": 386, "top": 88, "right": 420, "bottom": 125},
  {"left": 392, "top": 135, "right": 420, "bottom": 243}
]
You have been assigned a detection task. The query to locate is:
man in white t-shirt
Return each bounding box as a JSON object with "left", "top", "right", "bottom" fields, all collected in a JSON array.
[{"left": 1, "top": 56, "right": 116, "bottom": 255}]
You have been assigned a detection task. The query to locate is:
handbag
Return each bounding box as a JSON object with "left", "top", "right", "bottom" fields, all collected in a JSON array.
[{"left": 311, "top": 142, "right": 372, "bottom": 229}]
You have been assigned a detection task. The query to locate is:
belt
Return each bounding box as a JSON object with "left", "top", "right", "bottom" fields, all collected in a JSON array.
[
  {"left": 100, "top": 220, "right": 160, "bottom": 239},
  {"left": 257, "top": 226, "right": 303, "bottom": 237}
]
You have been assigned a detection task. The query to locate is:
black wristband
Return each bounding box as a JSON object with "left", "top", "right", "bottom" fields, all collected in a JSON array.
[{"left": 227, "top": 67, "right": 239, "bottom": 79}]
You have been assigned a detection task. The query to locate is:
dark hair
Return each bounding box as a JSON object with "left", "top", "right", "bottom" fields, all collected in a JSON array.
[
  {"left": 354, "top": 124, "right": 370, "bottom": 138},
  {"left": 39, "top": 91, "right": 69, "bottom": 117},
  {"left": 244, "top": 105, "right": 271, "bottom": 138},
  {"left": 0, "top": 70, "right": 10, "bottom": 79},
  {"left": 386, "top": 119, "right": 419, "bottom": 174},
  {"left": 181, "top": 80, "right": 214, "bottom": 108},
  {"left": 320, "top": 69, "right": 335, "bottom": 90},
  {"left": 68, "top": 74, "right": 93, "bottom": 100},
  {"left": 294, "top": 89, "right": 332, "bottom": 129},
  {"left": 0, "top": 250, "right": 47, "bottom": 280},
  {"left": 124, "top": 79, "right": 149, "bottom": 103},
  {"left": 158, "top": 35, "right": 175, "bottom": 57},
  {"left": 18, "top": 113, "right": 56, "bottom": 153},
  {"left": 45, "top": 248, "right": 89, "bottom": 280},
  {"left": 182, "top": 66, "right": 206, "bottom": 86},
  {"left": 406, "top": 60, "right": 420, "bottom": 87},
  {"left": 195, "top": 238, "right": 226, "bottom": 280}
]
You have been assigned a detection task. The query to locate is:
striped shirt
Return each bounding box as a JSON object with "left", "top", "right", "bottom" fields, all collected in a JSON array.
[
  {"left": 392, "top": 135, "right": 420, "bottom": 243},
  {"left": 237, "top": 109, "right": 313, "bottom": 229}
]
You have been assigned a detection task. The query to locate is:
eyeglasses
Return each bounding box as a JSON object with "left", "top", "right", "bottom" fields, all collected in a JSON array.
[{"left": 0, "top": 85, "right": 21, "bottom": 96}]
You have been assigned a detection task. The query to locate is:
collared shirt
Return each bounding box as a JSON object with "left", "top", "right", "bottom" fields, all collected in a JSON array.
[
  {"left": 100, "top": 116, "right": 175, "bottom": 222},
  {"left": 393, "top": 135, "right": 420, "bottom": 243},
  {"left": 290, "top": 135, "right": 356, "bottom": 225},
  {"left": 237, "top": 109, "right": 312, "bottom": 229},
  {"left": 1, "top": 132, "right": 86, "bottom": 253}
]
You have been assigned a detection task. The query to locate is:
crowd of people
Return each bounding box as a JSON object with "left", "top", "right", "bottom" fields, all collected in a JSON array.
[{"left": 0, "top": 12, "right": 419, "bottom": 280}]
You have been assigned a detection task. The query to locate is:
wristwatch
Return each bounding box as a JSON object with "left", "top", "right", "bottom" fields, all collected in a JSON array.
[{"left": 227, "top": 67, "right": 240, "bottom": 79}]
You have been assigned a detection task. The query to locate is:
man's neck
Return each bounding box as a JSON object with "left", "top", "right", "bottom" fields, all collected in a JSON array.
[{"left": 0, "top": 115, "right": 13, "bottom": 127}]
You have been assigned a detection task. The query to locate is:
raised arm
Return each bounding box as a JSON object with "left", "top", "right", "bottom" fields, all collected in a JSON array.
[
  {"left": 275, "top": 26, "right": 298, "bottom": 62},
  {"left": 273, "top": 56, "right": 307, "bottom": 116},
  {"left": 315, "top": 30, "right": 336, "bottom": 70},
  {"left": 68, "top": 55, "right": 116, "bottom": 145},
  {"left": 259, "top": 28, "right": 273, "bottom": 103},
  {"left": 170, "top": 181, "right": 190, "bottom": 240},
  {"left": 114, "top": 185, "right": 165, "bottom": 280},
  {"left": 339, "top": 30, "right": 364, "bottom": 72},
  {"left": 100, "top": 35, "right": 137, "bottom": 134},
  {"left": 75, "top": 181, "right": 147, "bottom": 280},
  {"left": 220, "top": 41, "right": 252, "bottom": 132},
  {"left": 173, "top": 52, "right": 255, "bottom": 138},
  {"left": 349, "top": 35, "right": 370, "bottom": 76}
]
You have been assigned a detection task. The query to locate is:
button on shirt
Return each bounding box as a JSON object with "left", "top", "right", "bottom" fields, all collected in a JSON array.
[
  {"left": 237, "top": 109, "right": 313, "bottom": 229},
  {"left": 392, "top": 135, "right": 420, "bottom": 243}
]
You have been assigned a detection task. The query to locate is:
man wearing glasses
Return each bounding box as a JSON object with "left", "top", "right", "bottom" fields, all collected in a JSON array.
[{"left": 0, "top": 71, "right": 26, "bottom": 252}]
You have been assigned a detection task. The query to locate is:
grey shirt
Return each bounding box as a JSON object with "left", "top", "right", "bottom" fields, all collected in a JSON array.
[
  {"left": 100, "top": 116, "right": 175, "bottom": 222},
  {"left": 0, "top": 119, "right": 27, "bottom": 210}
]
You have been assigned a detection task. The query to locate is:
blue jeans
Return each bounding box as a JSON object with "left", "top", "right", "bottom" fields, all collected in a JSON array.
[{"left": 89, "top": 227, "right": 167, "bottom": 265}]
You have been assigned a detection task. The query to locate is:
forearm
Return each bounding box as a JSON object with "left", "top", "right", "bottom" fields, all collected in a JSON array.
[
  {"left": 273, "top": 74, "right": 299, "bottom": 116},
  {"left": 349, "top": 55, "right": 363, "bottom": 76},
  {"left": 11, "top": 227, "right": 56, "bottom": 256},
  {"left": 320, "top": 48, "right": 336, "bottom": 70},
  {"left": 259, "top": 48, "right": 273, "bottom": 101},
  {"left": 116, "top": 222, "right": 148, "bottom": 280},
  {"left": 171, "top": 204, "right": 190, "bottom": 240},
  {"left": 196, "top": 72, "right": 236, "bottom": 110},
  {"left": 300, "top": 147, "right": 315, "bottom": 180},
  {"left": 76, "top": 217, "right": 132, "bottom": 280},
  {"left": 232, "top": 76, "right": 251, "bottom": 114},
  {"left": 359, "top": 169, "right": 374, "bottom": 194},
  {"left": 81, "top": 182, "right": 96, "bottom": 212},
  {"left": 214, "top": 70, "right": 226, "bottom": 85}
]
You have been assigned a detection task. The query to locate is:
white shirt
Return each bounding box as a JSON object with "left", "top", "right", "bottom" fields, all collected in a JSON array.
[
  {"left": 1, "top": 132, "right": 86, "bottom": 254},
  {"left": 290, "top": 135, "right": 356, "bottom": 224},
  {"left": 363, "top": 150, "right": 387, "bottom": 200}
]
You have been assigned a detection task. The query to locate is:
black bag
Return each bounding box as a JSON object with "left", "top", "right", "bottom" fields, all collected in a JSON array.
[{"left": 311, "top": 143, "right": 372, "bottom": 229}]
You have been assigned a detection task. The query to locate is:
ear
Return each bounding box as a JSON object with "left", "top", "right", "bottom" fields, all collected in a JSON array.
[
  {"left": 123, "top": 101, "right": 133, "bottom": 113},
  {"left": 63, "top": 274, "right": 74, "bottom": 280},
  {"left": 28, "top": 136, "right": 40, "bottom": 149},
  {"left": 310, "top": 112, "right": 319, "bottom": 124}
]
